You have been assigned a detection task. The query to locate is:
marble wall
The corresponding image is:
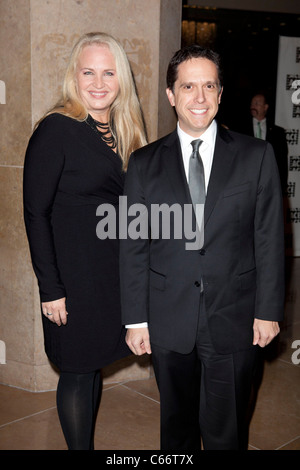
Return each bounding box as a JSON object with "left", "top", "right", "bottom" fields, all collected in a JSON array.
[{"left": 0, "top": 0, "right": 181, "bottom": 391}]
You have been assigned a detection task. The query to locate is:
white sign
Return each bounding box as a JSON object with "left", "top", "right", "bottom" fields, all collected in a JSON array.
[{"left": 275, "top": 36, "right": 300, "bottom": 256}]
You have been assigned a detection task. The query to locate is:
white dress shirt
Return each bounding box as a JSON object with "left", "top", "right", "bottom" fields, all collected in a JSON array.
[
  {"left": 252, "top": 117, "right": 266, "bottom": 140},
  {"left": 177, "top": 119, "right": 216, "bottom": 188},
  {"left": 126, "top": 120, "right": 217, "bottom": 329}
]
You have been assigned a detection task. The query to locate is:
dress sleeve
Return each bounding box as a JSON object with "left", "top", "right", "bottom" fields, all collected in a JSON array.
[{"left": 23, "top": 115, "right": 67, "bottom": 302}]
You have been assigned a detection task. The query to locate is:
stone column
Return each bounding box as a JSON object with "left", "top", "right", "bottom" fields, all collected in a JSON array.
[{"left": 0, "top": 0, "right": 181, "bottom": 391}]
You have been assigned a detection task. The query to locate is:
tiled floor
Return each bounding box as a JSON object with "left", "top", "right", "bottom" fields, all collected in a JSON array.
[{"left": 0, "top": 258, "right": 299, "bottom": 451}]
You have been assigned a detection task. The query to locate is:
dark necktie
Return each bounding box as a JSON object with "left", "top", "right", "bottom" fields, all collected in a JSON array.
[
  {"left": 188, "top": 139, "right": 205, "bottom": 248},
  {"left": 189, "top": 139, "right": 205, "bottom": 206},
  {"left": 256, "top": 121, "right": 262, "bottom": 139}
]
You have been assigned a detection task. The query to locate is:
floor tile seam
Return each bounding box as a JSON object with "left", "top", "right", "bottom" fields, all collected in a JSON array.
[
  {"left": 120, "top": 383, "right": 160, "bottom": 405},
  {"left": 278, "top": 357, "right": 300, "bottom": 367},
  {"left": 275, "top": 435, "right": 300, "bottom": 450},
  {"left": 102, "top": 382, "right": 127, "bottom": 392},
  {"left": 248, "top": 444, "right": 261, "bottom": 450},
  {"left": 0, "top": 384, "right": 56, "bottom": 393},
  {"left": 0, "top": 406, "right": 57, "bottom": 429}
]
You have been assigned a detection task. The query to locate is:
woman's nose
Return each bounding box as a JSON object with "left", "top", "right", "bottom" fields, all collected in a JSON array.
[{"left": 93, "top": 74, "right": 104, "bottom": 88}]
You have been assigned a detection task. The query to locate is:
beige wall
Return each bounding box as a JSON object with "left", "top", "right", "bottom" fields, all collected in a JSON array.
[{"left": 0, "top": 0, "right": 181, "bottom": 391}]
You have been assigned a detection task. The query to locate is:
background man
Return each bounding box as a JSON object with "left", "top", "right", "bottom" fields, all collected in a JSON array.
[{"left": 240, "top": 92, "right": 288, "bottom": 193}]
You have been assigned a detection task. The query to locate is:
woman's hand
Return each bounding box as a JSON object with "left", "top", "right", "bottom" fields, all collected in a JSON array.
[{"left": 42, "top": 297, "right": 68, "bottom": 326}]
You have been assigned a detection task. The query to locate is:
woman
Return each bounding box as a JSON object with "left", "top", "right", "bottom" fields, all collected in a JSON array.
[{"left": 23, "top": 32, "right": 147, "bottom": 450}]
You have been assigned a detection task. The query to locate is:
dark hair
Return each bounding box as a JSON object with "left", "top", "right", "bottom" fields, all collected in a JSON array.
[{"left": 166, "top": 44, "right": 223, "bottom": 92}]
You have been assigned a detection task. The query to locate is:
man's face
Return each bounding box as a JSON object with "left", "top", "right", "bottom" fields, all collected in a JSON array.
[
  {"left": 166, "top": 57, "right": 222, "bottom": 137},
  {"left": 250, "top": 94, "right": 268, "bottom": 121}
]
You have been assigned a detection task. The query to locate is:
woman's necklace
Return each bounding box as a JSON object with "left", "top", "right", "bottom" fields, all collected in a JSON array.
[{"left": 86, "top": 114, "right": 117, "bottom": 149}]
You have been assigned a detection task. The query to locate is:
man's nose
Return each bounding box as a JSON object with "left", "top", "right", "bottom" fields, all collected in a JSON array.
[{"left": 194, "top": 87, "right": 205, "bottom": 102}]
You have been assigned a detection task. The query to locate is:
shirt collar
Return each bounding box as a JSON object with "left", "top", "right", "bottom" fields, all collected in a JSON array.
[
  {"left": 177, "top": 120, "right": 217, "bottom": 151},
  {"left": 253, "top": 117, "right": 266, "bottom": 125}
]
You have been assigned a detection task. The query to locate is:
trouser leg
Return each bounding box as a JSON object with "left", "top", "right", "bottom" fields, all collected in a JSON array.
[
  {"left": 151, "top": 295, "right": 257, "bottom": 451},
  {"left": 196, "top": 303, "right": 258, "bottom": 450},
  {"left": 151, "top": 343, "right": 201, "bottom": 451}
]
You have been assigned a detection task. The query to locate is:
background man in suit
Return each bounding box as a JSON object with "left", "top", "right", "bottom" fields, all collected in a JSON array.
[
  {"left": 120, "top": 45, "right": 285, "bottom": 450},
  {"left": 240, "top": 92, "right": 288, "bottom": 193}
]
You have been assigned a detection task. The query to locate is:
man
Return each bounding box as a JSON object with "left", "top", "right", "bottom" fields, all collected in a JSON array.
[
  {"left": 241, "top": 93, "right": 288, "bottom": 193},
  {"left": 120, "top": 45, "right": 285, "bottom": 450}
]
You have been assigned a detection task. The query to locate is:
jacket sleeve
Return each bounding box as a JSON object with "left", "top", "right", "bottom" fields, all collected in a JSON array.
[
  {"left": 23, "top": 116, "right": 66, "bottom": 302},
  {"left": 119, "top": 153, "right": 150, "bottom": 325},
  {"left": 254, "top": 142, "right": 285, "bottom": 321}
]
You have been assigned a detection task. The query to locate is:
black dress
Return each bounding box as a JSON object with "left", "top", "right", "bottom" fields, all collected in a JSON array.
[{"left": 23, "top": 113, "right": 130, "bottom": 372}]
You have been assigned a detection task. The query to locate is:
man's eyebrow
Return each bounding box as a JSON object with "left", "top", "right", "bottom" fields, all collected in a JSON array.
[
  {"left": 179, "top": 81, "right": 195, "bottom": 87},
  {"left": 203, "top": 80, "right": 219, "bottom": 85},
  {"left": 179, "top": 79, "right": 219, "bottom": 87}
]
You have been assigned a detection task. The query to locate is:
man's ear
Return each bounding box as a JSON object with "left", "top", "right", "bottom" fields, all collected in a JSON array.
[
  {"left": 218, "top": 86, "right": 223, "bottom": 104},
  {"left": 166, "top": 87, "right": 175, "bottom": 107}
]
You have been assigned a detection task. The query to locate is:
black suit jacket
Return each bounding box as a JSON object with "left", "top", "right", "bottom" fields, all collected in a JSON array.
[
  {"left": 120, "top": 124, "right": 285, "bottom": 355},
  {"left": 239, "top": 118, "right": 288, "bottom": 192}
]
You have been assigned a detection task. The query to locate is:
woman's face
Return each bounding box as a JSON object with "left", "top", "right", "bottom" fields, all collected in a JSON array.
[{"left": 75, "top": 43, "right": 120, "bottom": 122}]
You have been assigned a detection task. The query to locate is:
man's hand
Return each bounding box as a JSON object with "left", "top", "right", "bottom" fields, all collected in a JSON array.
[
  {"left": 253, "top": 319, "right": 280, "bottom": 347},
  {"left": 126, "top": 327, "right": 152, "bottom": 355}
]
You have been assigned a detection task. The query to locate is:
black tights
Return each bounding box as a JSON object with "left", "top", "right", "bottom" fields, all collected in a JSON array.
[{"left": 56, "top": 370, "right": 102, "bottom": 450}]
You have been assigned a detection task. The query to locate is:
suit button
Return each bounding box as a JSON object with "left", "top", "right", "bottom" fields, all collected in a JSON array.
[
  {"left": 199, "top": 249, "right": 206, "bottom": 255},
  {"left": 194, "top": 281, "right": 201, "bottom": 287}
]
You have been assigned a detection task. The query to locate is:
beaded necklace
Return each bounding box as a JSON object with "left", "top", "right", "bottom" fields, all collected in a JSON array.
[{"left": 86, "top": 114, "right": 117, "bottom": 149}]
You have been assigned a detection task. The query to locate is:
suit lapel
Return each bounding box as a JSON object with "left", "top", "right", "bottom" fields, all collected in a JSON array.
[
  {"left": 161, "top": 130, "right": 192, "bottom": 205},
  {"left": 204, "top": 125, "right": 235, "bottom": 225},
  {"left": 160, "top": 126, "right": 236, "bottom": 227}
]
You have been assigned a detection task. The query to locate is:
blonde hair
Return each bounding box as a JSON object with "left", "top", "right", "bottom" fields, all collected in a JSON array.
[{"left": 44, "top": 32, "right": 147, "bottom": 169}]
